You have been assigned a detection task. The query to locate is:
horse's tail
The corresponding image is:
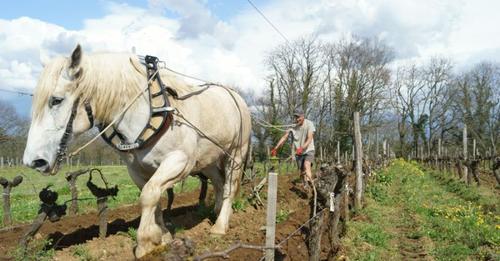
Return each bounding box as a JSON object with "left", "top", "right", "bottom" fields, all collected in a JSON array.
[
  {"left": 244, "top": 141, "right": 253, "bottom": 171},
  {"left": 242, "top": 140, "right": 253, "bottom": 180}
]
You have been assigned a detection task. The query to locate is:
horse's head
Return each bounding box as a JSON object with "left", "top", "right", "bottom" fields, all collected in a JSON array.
[{"left": 23, "top": 45, "right": 94, "bottom": 175}]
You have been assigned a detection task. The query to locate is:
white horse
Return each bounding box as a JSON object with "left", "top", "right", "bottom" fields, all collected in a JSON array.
[{"left": 23, "top": 45, "right": 252, "bottom": 258}]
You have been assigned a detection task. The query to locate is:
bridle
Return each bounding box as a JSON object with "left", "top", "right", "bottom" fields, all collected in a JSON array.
[{"left": 51, "top": 97, "right": 84, "bottom": 175}]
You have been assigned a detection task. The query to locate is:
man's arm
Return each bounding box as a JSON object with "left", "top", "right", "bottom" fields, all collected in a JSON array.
[{"left": 273, "top": 131, "right": 290, "bottom": 150}]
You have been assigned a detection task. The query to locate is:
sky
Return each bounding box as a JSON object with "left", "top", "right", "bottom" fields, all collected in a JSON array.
[{"left": 1, "top": 0, "right": 500, "bottom": 117}]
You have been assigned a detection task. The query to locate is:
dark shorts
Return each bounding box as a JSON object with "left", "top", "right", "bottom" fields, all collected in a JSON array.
[{"left": 296, "top": 151, "right": 315, "bottom": 171}]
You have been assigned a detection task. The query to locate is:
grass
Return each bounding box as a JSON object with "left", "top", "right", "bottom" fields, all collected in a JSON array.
[
  {"left": 0, "top": 165, "right": 202, "bottom": 227},
  {"left": 276, "top": 209, "right": 290, "bottom": 223},
  {"left": 126, "top": 227, "right": 137, "bottom": 241},
  {"left": 72, "top": 245, "right": 94, "bottom": 261},
  {"left": 341, "top": 159, "right": 499, "bottom": 261},
  {"left": 11, "top": 238, "right": 55, "bottom": 261}
]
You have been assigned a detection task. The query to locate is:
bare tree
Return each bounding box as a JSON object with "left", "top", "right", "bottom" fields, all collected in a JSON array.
[
  {"left": 324, "top": 36, "right": 393, "bottom": 154},
  {"left": 422, "top": 57, "right": 453, "bottom": 154},
  {"left": 452, "top": 62, "right": 498, "bottom": 153}
]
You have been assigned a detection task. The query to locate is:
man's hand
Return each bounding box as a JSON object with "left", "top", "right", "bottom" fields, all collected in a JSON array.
[
  {"left": 271, "top": 148, "right": 277, "bottom": 157},
  {"left": 296, "top": 147, "right": 303, "bottom": 156}
]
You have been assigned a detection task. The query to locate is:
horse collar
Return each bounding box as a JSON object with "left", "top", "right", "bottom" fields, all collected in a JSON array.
[{"left": 98, "top": 55, "right": 174, "bottom": 151}]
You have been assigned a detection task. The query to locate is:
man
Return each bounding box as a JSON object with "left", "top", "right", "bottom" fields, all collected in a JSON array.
[{"left": 271, "top": 109, "right": 315, "bottom": 186}]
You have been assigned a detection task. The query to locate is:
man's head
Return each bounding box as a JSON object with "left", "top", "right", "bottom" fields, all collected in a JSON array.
[{"left": 293, "top": 109, "right": 305, "bottom": 126}]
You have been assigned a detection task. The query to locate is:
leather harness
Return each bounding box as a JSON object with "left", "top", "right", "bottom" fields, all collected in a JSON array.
[
  {"left": 54, "top": 54, "right": 207, "bottom": 171},
  {"left": 97, "top": 55, "right": 174, "bottom": 151}
]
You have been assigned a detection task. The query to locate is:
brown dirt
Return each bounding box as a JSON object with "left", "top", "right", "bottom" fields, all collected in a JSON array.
[{"left": 0, "top": 173, "right": 323, "bottom": 260}]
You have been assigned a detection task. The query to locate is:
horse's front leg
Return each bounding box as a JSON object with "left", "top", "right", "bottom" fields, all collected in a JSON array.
[{"left": 135, "top": 151, "right": 192, "bottom": 259}]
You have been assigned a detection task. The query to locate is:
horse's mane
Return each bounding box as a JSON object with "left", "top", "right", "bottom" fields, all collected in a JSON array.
[
  {"left": 32, "top": 57, "right": 66, "bottom": 120},
  {"left": 32, "top": 52, "right": 196, "bottom": 123}
]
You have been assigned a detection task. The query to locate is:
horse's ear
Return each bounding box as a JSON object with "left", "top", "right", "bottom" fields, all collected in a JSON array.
[{"left": 69, "top": 44, "right": 82, "bottom": 69}]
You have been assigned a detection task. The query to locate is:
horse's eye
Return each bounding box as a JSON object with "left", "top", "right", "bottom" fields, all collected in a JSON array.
[{"left": 49, "top": 97, "right": 64, "bottom": 108}]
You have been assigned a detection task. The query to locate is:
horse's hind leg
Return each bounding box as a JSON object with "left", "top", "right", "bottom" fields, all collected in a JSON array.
[
  {"left": 166, "top": 188, "right": 174, "bottom": 211},
  {"left": 200, "top": 164, "right": 224, "bottom": 214},
  {"left": 135, "top": 151, "right": 192, "bottom": 259},
  {"left": 198, "top": 174, "right": 208, "bottom": 206},
  {"left": 210, "top": 158, "right": 242, "bottom": 235}
]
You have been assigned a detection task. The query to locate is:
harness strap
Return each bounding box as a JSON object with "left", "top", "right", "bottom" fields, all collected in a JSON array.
[
  {"left": 99, "top": 55, "right": 174, "bottom": 151},
  {"left": 84, "top": 101, "right": 94, "bottom": 127},
  {"left": 52, "top": 97, "right": 81, "bottom": 174}
]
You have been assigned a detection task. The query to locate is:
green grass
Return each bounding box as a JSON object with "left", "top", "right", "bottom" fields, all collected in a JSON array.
[
  {"left": 0, "top": 165, "right": 202, "bottom": 227},
  {"left": 72, "top": 245, "right": 94, "bottom": 261},
  {"left": 342, "top": 159, "right": 499, "bottom": 261},
  {"left": 276, "top": 209, "right": 290, "bottom": 223},
  {"left": 252, "top": 160, "right": 300, "bottom": 178},
  {"left": 11, "top": 238, "right": 55, "bottom": 261}
]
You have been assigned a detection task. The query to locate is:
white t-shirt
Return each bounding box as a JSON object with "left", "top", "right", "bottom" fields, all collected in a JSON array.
[{"left": 289, "top": 119, "right": 315, "bottom": 154}]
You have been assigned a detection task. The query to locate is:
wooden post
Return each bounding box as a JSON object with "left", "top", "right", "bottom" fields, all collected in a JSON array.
[
  {"left": 438, "top": 139, "right": 442, "bottom": 158},
  {"left": 1, "top": 176, "right": 23, "bottom": 226},
  {"left": 473, "top": 139, "right": 476, "bottom": 160},
  {"left": 383, "top": 139, "right": 387, "bottom": 157},
  {"left": 309, "top": 210, "right": 326, "bottom": 261},
  {"left": 463, "top": 124, "right": 468, "bottom": 184},
  {"left": 0, "top": 157, "right": 3, "bottom": 168},
  {"left": 65, "top": 169, "right": 89, "bottom": 215},
  {"left": 375, "top": 129, "right": 379, "bottom": 160},
  {"left": 265, "top": 172, "right": 278, "bottom": 261},
  {"left": 97, "top": 197, "right": 108, "bottom": 238},
  {"left": 19, "top": 212, "right": 48, "bottom": 249},
  {"left": 343, "top": 182, "right": 349, "bottom": 221},
  {"left": 337, "top": 141, "right": 340, "bottom": 164},
  {"left": 2, "top": 182, "right": 12, "bottom": 226},
  {"left": 353, "top": 112, "right": 363, "bottom": 211}
]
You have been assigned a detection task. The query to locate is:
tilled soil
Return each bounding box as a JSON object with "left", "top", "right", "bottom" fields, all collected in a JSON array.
[{"left": 0, "top": 173, "right": 318, "bottom": 260}]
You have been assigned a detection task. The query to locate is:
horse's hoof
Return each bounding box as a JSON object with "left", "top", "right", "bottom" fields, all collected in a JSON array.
[
  {"left": 135, "top": 245, "right": 149, "bottom": 259},
  {"left": 162, "top": 233, "right": 173, "bottom": 244},
  {"left": 210, "top": 225, "right": 227, "bottom": 235},
  {"left": 135, "top": 243, "right": 168, "bottom": 260}
]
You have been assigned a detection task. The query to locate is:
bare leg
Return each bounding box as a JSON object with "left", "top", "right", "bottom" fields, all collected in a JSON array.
[{"left": 304, "top": 160, "right": 313, "bottom": 183}]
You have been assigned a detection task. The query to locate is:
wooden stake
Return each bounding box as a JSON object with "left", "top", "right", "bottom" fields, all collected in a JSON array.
[
  {"left": 353, "top": 112, "right": 363, "bottom": 210},
  {"left": 438, "top": 139, "right": 442, "bottom": 158},
  {"left": 463, "top": 124, "right": 468, "bottom": 184},
  {"left": 265, "top": 172, "right": 278, "bottom": 261},
  {"left": 97, "top": 197, "right": 108, "bottom": 238},
  {"left": 473, "top": 139, "right": 476, "bottom": 160},
  {"left": 2, "top": 184, "right": 12, "bottom": 226},
  {"left": 337, "top": 141, "right": 340, "bottom": 164}
]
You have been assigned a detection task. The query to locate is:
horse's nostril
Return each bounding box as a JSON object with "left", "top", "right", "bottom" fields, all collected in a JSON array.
[{"left": 32, "top": 159, "right": 48, "bottom": 169}]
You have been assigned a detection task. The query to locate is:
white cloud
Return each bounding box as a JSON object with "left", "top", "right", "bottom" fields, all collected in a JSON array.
[
  {"left": 1, "top": 0, "right": 499, "bottom": 102},
  {"left": 148, "top": 0, "right": 218, "bottom": 39}
]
